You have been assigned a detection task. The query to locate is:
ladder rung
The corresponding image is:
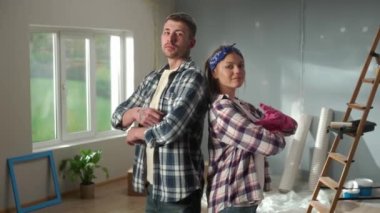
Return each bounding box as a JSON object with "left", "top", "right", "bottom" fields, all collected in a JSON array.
[
  {"left": 320, "top": 176, "right": 339, "bottom": 190},
  {"left": 363, "top": 78, "right": 377, "bottom": 84},
  {"left": 329, "top": 152, "right": 351, "bottom": 164},
  {"left": 308, "top": 28, "right": 380, "bottom": 213},
  {"left": 347, "top": 103, "right": 371, "bottom": 110},
  {"left": 345, "top": 132, "right": 356, "bottom": 137},
  {"left": 310, "top": 200, "right": 329, "bottom": 213}
]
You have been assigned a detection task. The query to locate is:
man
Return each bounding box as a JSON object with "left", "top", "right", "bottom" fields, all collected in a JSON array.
[{"left": 111, "top": 12, "right": 207, "bottom": 212}]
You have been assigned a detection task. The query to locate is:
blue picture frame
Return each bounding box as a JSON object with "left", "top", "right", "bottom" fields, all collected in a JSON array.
[{"left": 7, "top": 151, "right": 62, "bottom": 213}]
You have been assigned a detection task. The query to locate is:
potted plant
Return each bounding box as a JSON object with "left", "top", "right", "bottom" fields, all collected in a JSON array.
[{"left": 59, "top": 149, "right": 109, "bottom": 199}]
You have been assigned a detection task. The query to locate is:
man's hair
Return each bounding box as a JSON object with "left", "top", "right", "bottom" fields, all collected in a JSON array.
[{"left": 165, "top": 12, "right": 197, "bottom": 37}]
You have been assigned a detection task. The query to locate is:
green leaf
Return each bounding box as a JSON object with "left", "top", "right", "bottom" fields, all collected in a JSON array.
[{"left": 58, "top": 149, "right": 109, "bottom": 185}]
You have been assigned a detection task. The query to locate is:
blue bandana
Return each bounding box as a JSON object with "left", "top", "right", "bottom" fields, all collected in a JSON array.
[{"left": 208, "top": 43, "right": 236, "bottom": 71}]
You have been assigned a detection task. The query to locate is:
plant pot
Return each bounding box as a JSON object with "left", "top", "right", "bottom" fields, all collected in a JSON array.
[{"left": 80, "top": 183, "right": 95, "bottom": 199}]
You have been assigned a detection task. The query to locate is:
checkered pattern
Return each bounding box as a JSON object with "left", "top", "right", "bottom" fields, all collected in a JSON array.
[
  {"left": 207, "top": 95, "right": 287, "bottom": 213},
  {"left": 111, "top": 60, "right": 208, "bottom": 202}
]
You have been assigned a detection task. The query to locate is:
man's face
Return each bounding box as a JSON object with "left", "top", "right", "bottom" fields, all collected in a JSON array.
[{"left": 161, "top": 20, "right": 195, "bottom": 59}]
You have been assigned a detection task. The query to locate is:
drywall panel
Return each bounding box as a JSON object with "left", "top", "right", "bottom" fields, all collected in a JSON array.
[{"left": 177, "top": 0, "right": 380, "bottom": 182}]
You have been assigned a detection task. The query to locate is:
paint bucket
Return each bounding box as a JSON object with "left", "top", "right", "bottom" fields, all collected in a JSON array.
[
  {"left": 356, "top": 178, "right": 373, "bottom": 196},
  {"left": 342, "top": 180, "right": 359, "bottom": 198}
]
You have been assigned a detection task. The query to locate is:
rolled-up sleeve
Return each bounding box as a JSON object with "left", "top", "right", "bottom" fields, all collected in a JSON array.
[
  {"left": 111, "top": 75, "right": 151, "bottom": 130},
  {"left": 211, "top": 99, "right": 285, "bottom": 156}
]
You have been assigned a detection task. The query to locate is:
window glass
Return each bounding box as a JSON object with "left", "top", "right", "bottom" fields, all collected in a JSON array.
[
  {"left": 30, "top": 33, "right": 56, "bottom": 142},
  {"left": 29, "top": 28, "right": 132, "bottom": 147},
  {"left": 62, "top": 36, "right": 88, "bottom": 133},
  {"left": 95, "top": 35, "right": 112, "bottom": 132}
]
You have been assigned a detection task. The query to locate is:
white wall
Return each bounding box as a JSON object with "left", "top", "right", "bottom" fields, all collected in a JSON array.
[
  {"left": 176, "top": 0, "right": 380, "bottom": 181},
  {"left": 2, "top": 0, "right": 380, "bottom": 210},
  {"left": 0, "top": 0, "right": 175, "bottom": 210}
]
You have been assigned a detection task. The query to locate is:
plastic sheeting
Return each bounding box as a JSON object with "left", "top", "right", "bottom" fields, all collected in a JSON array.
[
  {"left": 278, "top": 114, "right": 312, "bottom": 193},
  {"left": 308, "top": 107, "right": 333, "bottom": 191},
  {"left": 258, "top": 190, "right": 331, "bottom": 213},
  {"left": 202, "top": 179, "right": 380, "bottom": 212}
]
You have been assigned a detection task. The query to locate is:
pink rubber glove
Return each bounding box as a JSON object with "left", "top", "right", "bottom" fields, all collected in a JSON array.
[{"left": 255, "top": 103, "right": 297, "bottom": 135}]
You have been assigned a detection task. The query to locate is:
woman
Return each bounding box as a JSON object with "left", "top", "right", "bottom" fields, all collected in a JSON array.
[{"left": 205, "top": 44, "right": 297, "bottom": 213}]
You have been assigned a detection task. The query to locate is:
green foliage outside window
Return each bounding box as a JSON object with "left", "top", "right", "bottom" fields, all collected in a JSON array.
[{"left": 30, "top": 32, "right": 115, "bottom": 143}]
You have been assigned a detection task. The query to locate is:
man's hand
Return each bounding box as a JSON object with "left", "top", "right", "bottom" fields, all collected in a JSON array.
[
  {"left": 123, "top": 107, "right": 163, "bottom": 146},
  {"left": 125, "top": 127, "right": 146, "bottom": 146},
  {"left": 122, "top": 107, "right": 163, "bottom": 128},
  {"left": 136, "top": 108, "right": 163, "bottom": 127}
]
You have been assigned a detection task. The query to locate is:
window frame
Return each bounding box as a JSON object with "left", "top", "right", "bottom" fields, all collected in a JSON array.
[{"left": 30, "top": 26, "right": 134, "bottom": 151}]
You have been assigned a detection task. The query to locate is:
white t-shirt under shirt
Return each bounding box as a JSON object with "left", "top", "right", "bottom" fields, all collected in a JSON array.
[{"left": 146, "top": 69, "right": 175, "bottom": 184}]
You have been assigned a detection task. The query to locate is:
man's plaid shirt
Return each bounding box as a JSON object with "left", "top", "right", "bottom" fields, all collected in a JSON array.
[{"left": 111, "top": 60, "right": 208, "bottom": 202}]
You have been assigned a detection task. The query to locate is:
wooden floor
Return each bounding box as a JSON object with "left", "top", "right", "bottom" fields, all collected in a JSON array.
[
  {"left": 25, "top": 177, "right": 207, "bottom": 213},
  {"left": 39, "top": 177, "right": 147, "bottom": 213},
  {"left": 7, "top": 176, "right": 380, "bottom": 213}
]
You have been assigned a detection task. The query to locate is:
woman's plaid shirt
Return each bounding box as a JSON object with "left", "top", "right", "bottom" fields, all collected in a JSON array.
[
  {"left": 207, "top": 95, "right": 287, "bottom": 213},
  {"left": 111, "top": 60, "right": 208, "bottom": 202}
]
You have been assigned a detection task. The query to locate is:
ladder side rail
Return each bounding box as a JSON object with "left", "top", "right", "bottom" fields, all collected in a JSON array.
[
  {"left": 330, "top": 123, "right": 370, "bottom": 212},
  {"left": 330, "top": 66, "right": 380, "bottom": 212},
  {"left": 330, "top": 107, "right": 374, "bottom": 212},
  {"left": 370, "top": 27, "right": 380, "bottom": 54},
  {"left": 307, "top": 27, "right": 380, "bottom": 213},
  {"left": 309, "top": 133, "right": 343, "bottom": 196},
  {"left": 354, "top": 67, "right": 380, "bottom": 138},
  {"left": 307, "top": 134, "right": 342, "bottom": 213},
  {"left": 330, "top": 136, "right": 363, "bottom": 212},
  {"left": 307, "top": 181, "right": 326, "bottom": 213},
  {"left": 329, "top": 131, "right": 344, "bottom": 153},
  {"left": 361, "top": 27, "right": 380, "bottom": 79},
  {"left": 369, "top": 27, "right": 380, "bottom": 54},
  {"left": 364, "top": 66, "right": 380, "bottom": 109},
  {"left": 308, "top": 181, "right": 323, "bottom": 203},
  {"left": 344, "top": 27, "right": 380, "bottom": 121},
  {"left": 346, "top": 66, "right": 380, "bottom": 163}
]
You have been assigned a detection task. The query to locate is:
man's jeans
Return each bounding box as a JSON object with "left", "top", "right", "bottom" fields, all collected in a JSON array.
[
  {"left": 220, "top": 206, "right": 258, "bottom": 213},
  {"left": 145, "top": 185, "right": 202, "bottom": 213}
]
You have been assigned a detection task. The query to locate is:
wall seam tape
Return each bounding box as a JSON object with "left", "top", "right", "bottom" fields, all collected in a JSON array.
[
  {"left": 278, "top": 114, "right": 312, "bottom": 193},
  {"left": 308, "top": 107, "right": 333, "bottom": 191}
]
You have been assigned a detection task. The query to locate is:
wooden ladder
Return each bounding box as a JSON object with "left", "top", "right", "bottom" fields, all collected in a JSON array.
[{"left": 307, "top": 27, "right": 380, "bottom": 213}]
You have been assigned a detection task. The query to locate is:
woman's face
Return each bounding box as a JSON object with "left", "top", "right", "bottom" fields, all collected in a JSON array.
[{"left": 212, "top": 52, "right": 245, "bottom": 96}]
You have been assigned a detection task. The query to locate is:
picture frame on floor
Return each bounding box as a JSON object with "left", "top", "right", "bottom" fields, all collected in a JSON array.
[{"left": 7, "top": 151, "right": 62, "bottom": 213}]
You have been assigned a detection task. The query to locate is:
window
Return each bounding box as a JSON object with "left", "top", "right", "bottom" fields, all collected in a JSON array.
[{"left": 30, "top": 27, "right": 134, "bottom": 149}]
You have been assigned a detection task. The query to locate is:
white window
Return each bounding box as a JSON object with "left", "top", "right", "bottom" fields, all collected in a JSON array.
[{"left": 30, "top": 27, "right": 134, "bottom": 150}]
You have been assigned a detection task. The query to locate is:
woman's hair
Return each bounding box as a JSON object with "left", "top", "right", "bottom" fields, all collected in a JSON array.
[{"left": 204, "top": 44, "right": 244, "bottom": 103}]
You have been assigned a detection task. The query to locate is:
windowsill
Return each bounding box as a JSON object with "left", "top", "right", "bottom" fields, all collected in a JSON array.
[{"left": 33, "top": 132, "right": 125, "bottom": 153}]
